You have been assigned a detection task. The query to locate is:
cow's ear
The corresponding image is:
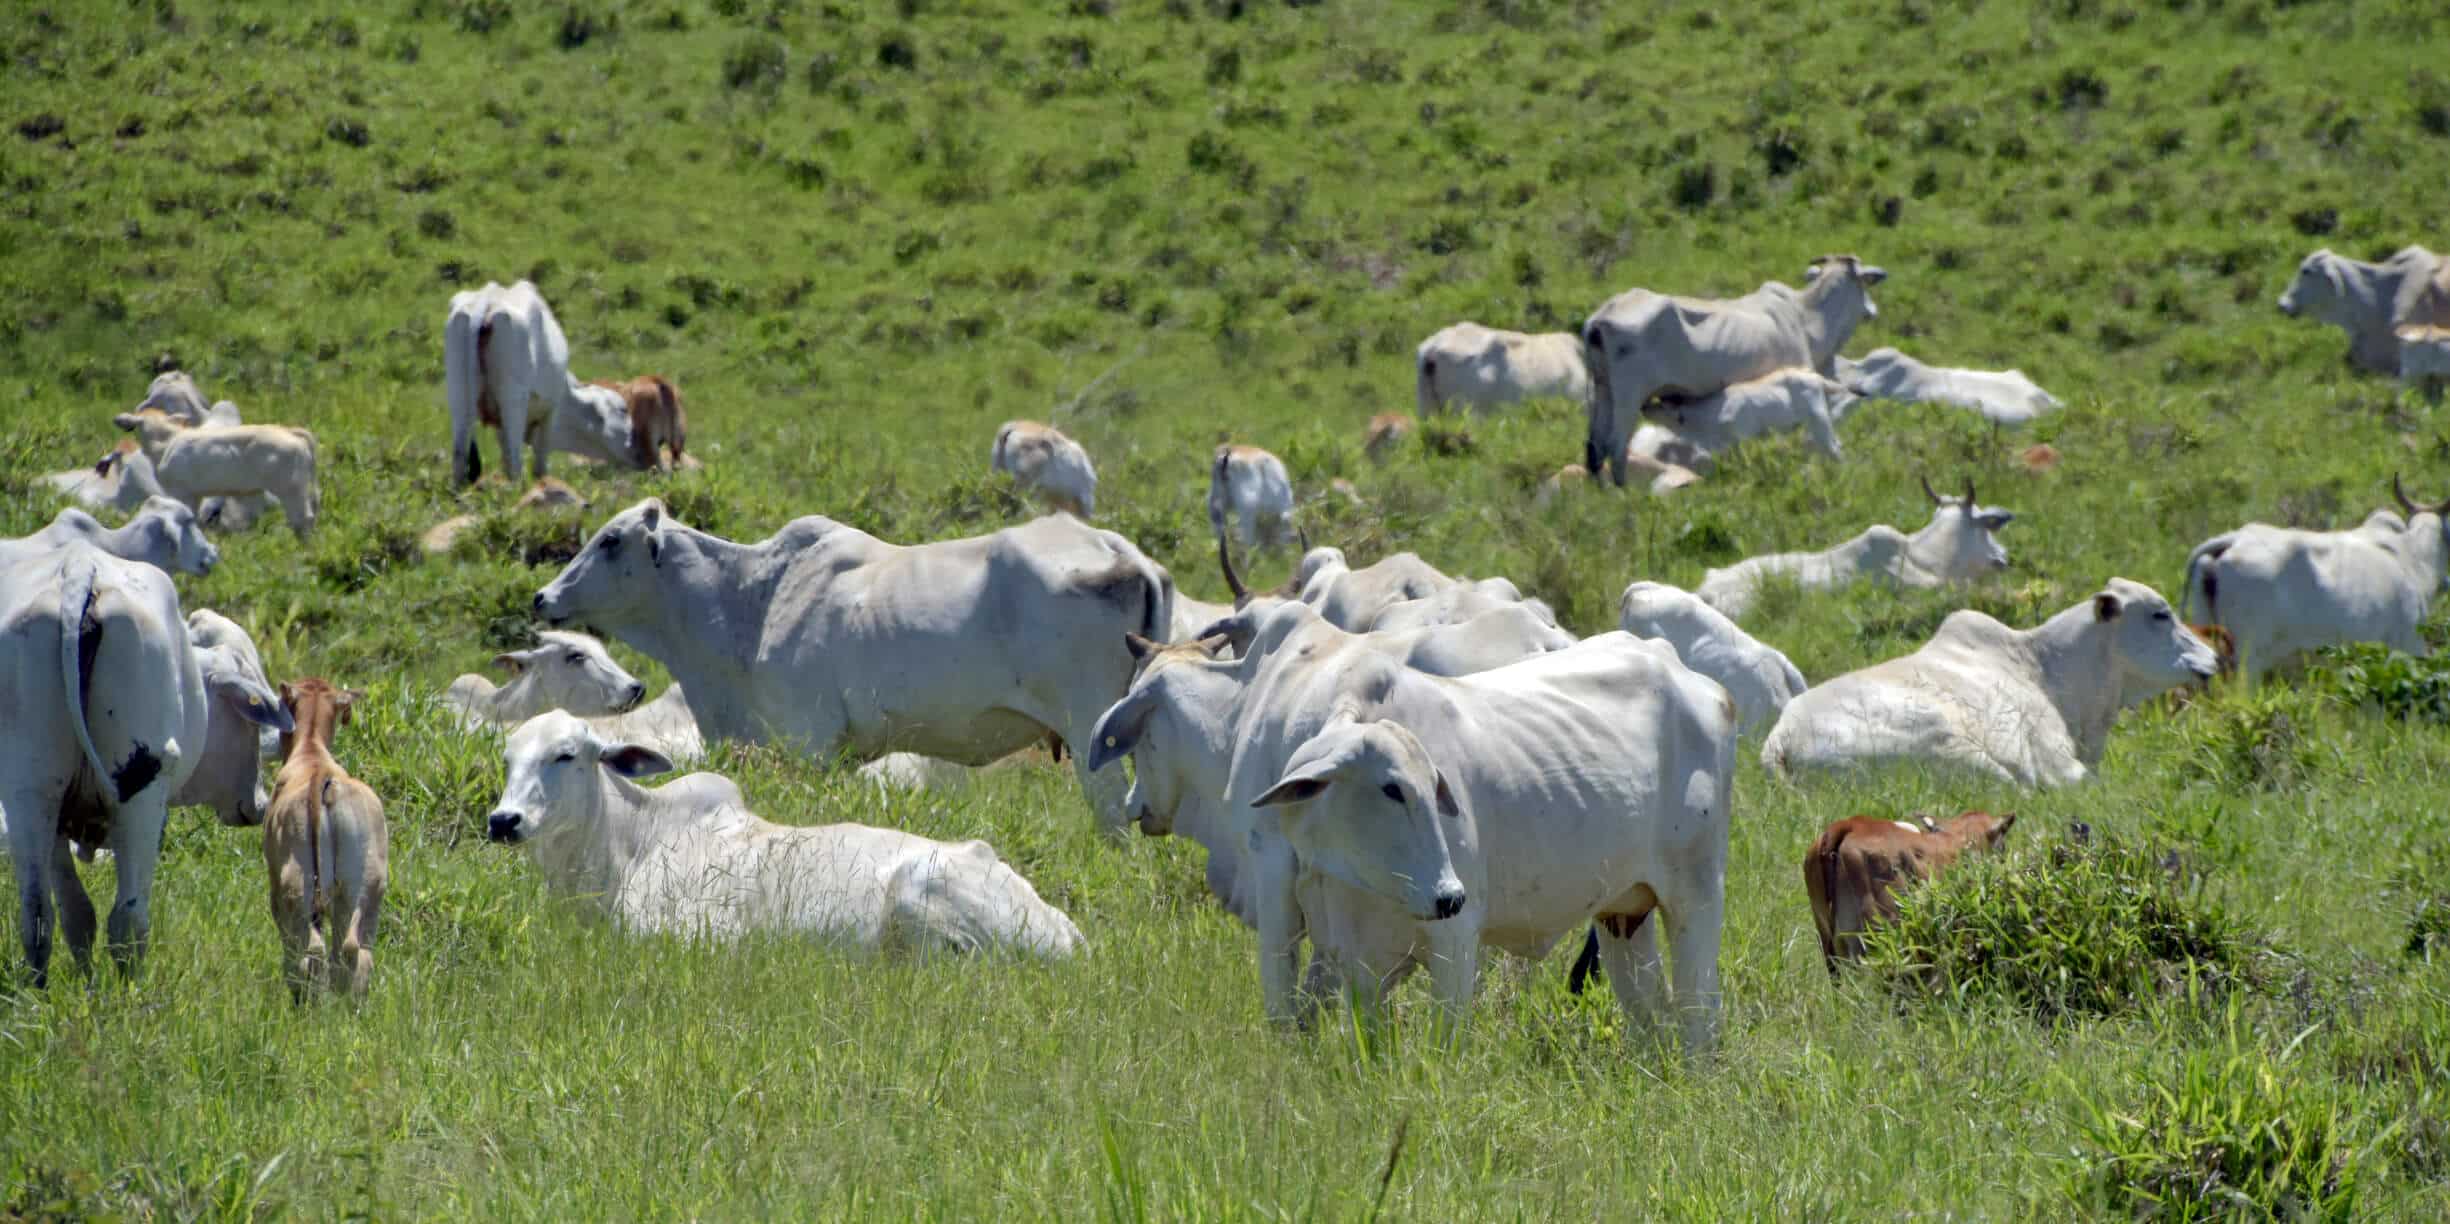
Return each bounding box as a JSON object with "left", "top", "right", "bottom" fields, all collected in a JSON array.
[
  {"left": 600, "top": 743, "right": 675, "bottom": 779},
  {"left": 1974, "top": 508, "right": 2015, "bottom": 530},
  {"left": 1252, "top": 775, "right": 1330, "bottom": 809},
  {"left": 1086, "top": 685, "right": 1159, "bottom": 773},
  {"left": 337, "top": 689, "right": 362, "bottom": 726},
  {"left": 112, "top": 412, "right": 141, "bottom": 431},
  {"left": 1432, "top": 772, "right": 1461, "bottom": 820},
  {"left": 208, "top": 655, "right": 291, "bottom": 733},
  {"left": 1123, "top": 632, "right": 1157, "bottom": 662},
  {"left": 1994, "top": 811, "right": 2018, "bottom": 836},
  {"left": 2093, "top": 592, "right": 2124, "bottom": 622},
  {"left": 492, "top": 651, "right": 527, "bottom": 675},
  {"left": 1860, "top": 265, "right": 1888, "bottom": 286}
]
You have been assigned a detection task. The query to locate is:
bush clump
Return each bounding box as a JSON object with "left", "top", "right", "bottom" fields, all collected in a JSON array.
[
  {"left": 2071, "top": 1052, "right": 2367, "bottom": 1221},
  {"left": 2309, "top": 643, "right": 2450, "bottom": 725},
  {"left": 1863, "top": 835, "right": 2277, "bottom": 1021},
  {"left": 2175, "top": 687, "right": 2328, "bottom": 791}
]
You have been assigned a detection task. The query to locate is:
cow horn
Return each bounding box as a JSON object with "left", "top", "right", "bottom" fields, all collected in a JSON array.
[
  {"left": 1295, "top": 521, "right": 1311, "bottom": 553},
  {"left": 1919, "top": 474, "right": 1944, "bottom": 506},
  {"left": 2395, "top": 472, "right": 2419, "bottom": 519},
  {"left": 1216, "top": 521, "right": 1249, "bottom": 602},
  {"left": 1963, "top": 476, "right": 1977, "bottom": 511},
  {"left": 1808, "top": 255, "right": 1829, "bottom": 268}
]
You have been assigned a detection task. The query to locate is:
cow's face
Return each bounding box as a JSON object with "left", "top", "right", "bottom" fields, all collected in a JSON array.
[
  {"left": 1803, "top": 255, "right": 1888, "bottom": 319},
  {"left": 1908, "top": 494, "right": 2015, "bottom": 580},
  {"left": 129, "top": 496, "right": 219, "bottom": 577},
  {"left": 1087, "top": 635, "right": 1233, "bottom": 837},
  {"left": 494, "top": 631, "right": 647, "bottom": 716},
  {"left": 1939, "top": 810, "right": 2017, "bottom": 854},
  {"left": 1253, "top": 719, "right": 1467, "bottom": 923},
  {"left": 563, "top": 385, "right": 641, "bottom": 468},
  {"left": 2277, "top": 250, "right": 2341, "bottom": 318},
  {"left": 179, "top": 643, "right": 292, "bottom": 826},
  {"left": 536, "top": 499, "right": 671, "bottom": 629},
  {"left": 488, "top": 711, "right": 672, "bottom": 846},
  {"left": 2095, "top": 579, "right": 2219, "bottom": 700}
]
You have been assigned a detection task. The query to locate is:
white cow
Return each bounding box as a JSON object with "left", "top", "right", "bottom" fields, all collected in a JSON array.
[
  {"left": 441, "top": 630, "right": 705, "bottom": 766},
  {"left": 128, "top": 371, "right": 270, "bottom": 528},
  {"left": 2181, "top": 478, "right": 2450, "bottom": 679},
  {"left": 2278, "top": 246, "right": 2450, "bottom": 374},
  {"left": 174, "top": 609, "right": 290, "bottom": 829},
  {"left": 0, "top": 498, "right": 219, "bottom": 578},
  {"left": 0, "top": 546, "right": 288, "bottom": 983},
  {"left": 1695, "top": 477, "right": 2017, "bottom": 621},
  {"left": 1763, "top": 578, "right": 2217, "bottom": 788},
  {"left": 1414, "top": 323, "right": 1592, "bottom": 416},
  {"left": 1582, "top": 255, "right": 1885, "bottom": 485},
  {"left": 533, "top": 500, "right": 1174, "bottom": 833},
  {"left": 1628, "top": 423, "right": 1718, "bottom": 474},
  {"left": 110, "top": 409, "right": 320, "bottom": 541},
  {"left": 1096, "top": 603, "right": 1735, "bottom": 1048},
  {"left": 2400, "top": 325, "right": 2450, "bottom": 400},
  {"left": 445, "top": 280, "right": 639, "bottom": 485},
  {"left": 1643, "top": 369, "right": 1859, "bottom": 461},
  {"left": 40, "top": 441, "right": 151, "bottom": 514},
  {"left": 485, "top": 712, "right": 1082, "bottom": 955},
  {"left": 1216, "top": 537, "right": 1552, "bottom": 633},
  {"left": 1618, "top": 581, "right": 1806, "bottom": 733},
  {"left": 990, "top": 420, "right": 1097, "bottom": 518},
  {"left": 1836, "top": 347, "right": 2063, "bottom": 428},
  {"left": 1208, "top": 444, "right": 1295, "bottom": 550}
]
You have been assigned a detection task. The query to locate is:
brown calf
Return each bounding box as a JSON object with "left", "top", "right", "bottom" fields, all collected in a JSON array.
[
  {"left": 265, "top": 679, "right": 389, "bottom": 1001},
  {"left": 1363, "top": 411, "right": 1415, "bottom": 462},
  {"left": 589, "top": 375, "right": 688, "bottom": 471},
  {"left": 1804, "top": 810, "right": 2016, "bottom": 973}
]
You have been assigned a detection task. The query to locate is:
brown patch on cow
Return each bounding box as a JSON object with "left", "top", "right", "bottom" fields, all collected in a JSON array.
[
  {"left": 589, "top": 375, "right": 688, "bottom": 472},
  {"left": 1363, "top": 411, "right": 1415, "bottom": 462},
  {"left": 2018, "top": 443, "right": 2062, "bottom": 473},
  {"left": 1805, "top": 810, "right": 2016, "bottom": 974}
]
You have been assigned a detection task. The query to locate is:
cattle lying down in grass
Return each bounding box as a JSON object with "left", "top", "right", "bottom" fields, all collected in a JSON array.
[
  {"left": 1582, "top": 254, "right": 1885, "bottom": 485},
  {"left": 990, "top": 420, "right": 1097, "bottom": 518},
  {"left": 586, "top": 375, "right": 688, "bottom": 471},
  {"left": 2278, "top": 246, "right": 2450, "bottom": 374},
  {"left": 1629, "top": 423, "right": 1717, "bottom": 474},
  {"left": 0, "top": 497, "right": 218, "bottom": 578},
  {"left": 422, "top": 477, "right": 592, "bottom": 556},
  {"left": 1836, "top": 347, "right": 2063, "bottom": 428},
  {"left": 42, "top": 440, "right": 154, "bottom": 514},
  {"left": 0, "top": 544, "right": 290, "bottom": 985},
  {"left": 440, "top": 629, "right": 703, "bottom": 764},
  {"left": 1214, "top": 529, "right": 1555, "bottom": 633},
  {"left": 1762, "top": 578, "right": 2218, "bottom": 788},
  {"left": 1209, "top": 444, "right": 1295, "bottom": 550},
  {"left": 112, "top": 408, "right": 320, "bottom": 541},
  {"left": 485, "top": 712, "right": 1083, "bottom": 955},
  {"left": 1643, "top": 368, "right": 1860, "bottom": 461},
  {"left": 1805, "top": 810, "right": 2017, "bottom": 971},
  {"left": 2400, "top": 325, "right": 2450, "bottom": 400},
  {"left": 1696, "top": 476, "right": 2017, "bottom": 621},
  {"left": 1617, "top": 580, "right": 1806, "bottom": 733},
  {"left": 1091, "top": 602, "right": 1737, "bottom": 1050},
  {"left": 532, "top": 499, "right": 1174, "bottom": 834},
  {"left": 1413, "top": 323, "right": 1591, "bottom": 416},
  {"left": 263, "top": 679, "right": 388, "bottom": 1002},
  {"left": 1535, "top": 452, "right": 1700, "bottom": 505},
  {"left": 445, "top": 280, "right": 640, "bottom": 485},
  {"left": 2181, "top": 477, "right": 2450, "bottom": 679}
]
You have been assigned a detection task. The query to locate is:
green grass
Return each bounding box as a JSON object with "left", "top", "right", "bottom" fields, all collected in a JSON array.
[{"left": 7, "top": 0, "right": 2450, "bottom": 1214}]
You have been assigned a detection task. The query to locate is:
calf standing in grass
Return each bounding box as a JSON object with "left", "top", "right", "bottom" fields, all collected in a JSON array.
[
  {"left": 588, "top": 375, "right": 689, "bottom": 471},
  {"left": 264, "top": 679, "right": 388, "bottom": 1001},
  {"left": 1208, "top": 444, "right": 1294, "bottom": 550},
  {"left": 1805, "top": 810, "right": 2015, "bottom": 972},
  {"left": 990, "top": 420, "right": 1097, "bottom": 517},
  {"left": 112, "top": 408, "right": 319, "bottom": 541}
]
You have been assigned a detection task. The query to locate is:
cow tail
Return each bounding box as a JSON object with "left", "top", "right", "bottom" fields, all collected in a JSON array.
[
  {"left": 309, "top": 776, "right": 331, "bottom": 933},
  {"left": 1565, "top": 926, "right": 1602, "bottom": 995},
  {"left": 459, "top": 313, "right": 487, "bottom": 484},
  {"left": 1416, "top": 353, "right": 1440, "bottom": 417},
  {"left": 2182, "top": 536, "right": 2230, "bottom": 624},
  {"left": 656, "top": 376, "right": 684, "bottom": 466},
  {"left": 58, "top": 553, "right": 113, "bottom": 801}
]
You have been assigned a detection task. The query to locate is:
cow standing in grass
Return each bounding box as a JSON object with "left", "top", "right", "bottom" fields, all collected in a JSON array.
[
  {"left": 445, "top": 280, "right": 640, "bottom": 486},
  {"left": 263, "top": 679, "right": 388, "bottom": 1002},
  {"left": 1805, "top": 811, "right": 2017, "bottom": 971}
]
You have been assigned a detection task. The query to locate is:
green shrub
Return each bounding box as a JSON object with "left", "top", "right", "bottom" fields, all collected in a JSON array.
[
  {"left": 2308, "top": 643, "right": 2450, "bottom": 725},
  {"left": 2175, "top": 687, "right": 2329, "bottom": 791},
  {"left": 2071, "top": 1052, "right": 2369, "bottom": 1221}
]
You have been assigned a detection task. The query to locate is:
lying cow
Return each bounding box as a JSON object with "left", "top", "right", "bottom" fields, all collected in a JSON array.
[
  {"left": 1536, "top": 452, "right": 1702, "bottom": 505},
  {"left": 1836, "top": 347, "right": 2063, "bottom": 428},
  {"left": 1414, "top": 323, "right": 1591, "bottom": 416},
  {"left": 1762, "top": 578, "right": 2217, "bottom": 788},
  {"left": 1215, "top": 532, "right": 1553, "bottom": 634},
  {"left": 2401, "top": 325, "right": 2450, "bottom": 401},
  {"left": 40, "top": 440, "right": 152, "bottom": 514},
  {"left": 990, "top": 420, "right": 1097, "bottom": 518},
  {"left": 1362, "top": 411, "right": 1415, "bottom": 462},
  {"left": 1629, "top": 423, "right": 1718, "bottom": 474},
  {"left": 2182, "top": 476, "right": 2450, "bottom": 679},
  {"left": 1805, "top": 810, "right": 2016, "bottom": 970},
  {"left": 486, "top": 712, "right": 1083, "bottom": 955},
  {"left": 1209, "top": 444, "right": 1295, "bottom": 550},
  {"left": 445, "top": 280, "right": 640, "bottom": 485},
  {"left": 533, "top": 499, "right": 1173, "bottom": 833},
  {"left": 264, "top": 679, "right": 388, "bottom": 1001},
  {"left": 1582, "top": 255, "right": 1885, "bottom": 485},
  {"left": 1618, "top": 580, "right": 1806, "bottom": 733},
  {"left": 1696, "top": 477, "right": 2016, "bottom": 621},
  {"left": 1643, "top": 368, "right": 1859, "bottom": 461},
  {"left": 587, "top": 375, "right": 688, "bottom": 471},
  {"left": 421, "top": 477, "right": 592, "bottom": 556},
  {"left": 0, "top": 497, "right": 218, "bottom": 578},
  {"left": 1, "top": 545, "right": 289, "bottom": 984},
  {"left": 441, "top": 629, "right": 702, "bottom": 765},
  {"left": 111, "top": 408, "right": 320, "bottom": 541},
  {"left": 2278, "top": 245, "right": 2450, "bottom": 374}
]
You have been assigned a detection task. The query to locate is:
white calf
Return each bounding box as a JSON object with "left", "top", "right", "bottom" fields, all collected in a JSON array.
[
  {"left": 111, "top": 409, "right": 319, "bottom": 541},
  {"left": 1208, "top": 445, "right": 1295, "bottom": 550},
  {"left": 990, "top": 420, "right": 1097, "bottom": 517},
  {"left": 1618, "top": 580, "right": 1807, "bottom": 733}
]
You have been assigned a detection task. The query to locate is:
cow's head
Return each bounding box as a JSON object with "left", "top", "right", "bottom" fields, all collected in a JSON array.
[
  {"left": 536, "top": 498, "right": 673, "bottom": 630},
  {"left": 2277, "top": 249, "right": 2340, "bottom": 319},
  {"left": 2092, "top": 578, "right": 2221, "bottom": 700},
  {"left": 1087, "top": 632, "right": 1235, "bottom": 837},
  {"left": 1906, "top": 475, "right": 2015, "bottom": 579},
  {"left": 134, "top": 371, "right": 210, "bottom": 425},
  {"left": 125, "top": 496, "right": 219, "bottom": 577},
  {"left": 111, "top": 407, "right": 191, "bottom": 459},
  {"left": 560, "top": 384, "right": 642, "bottom": 470},
  {"left": 492, "top": 630, "right": 648, "bottom": 717},
  {"left": 1252, "top": 718, "right": 1467, "bottom": 923},
  {"left": 1802, "top": 254, "right": 1888, "bottom": 319},
  {"left": 487, "top": 710, "right": 673, "bottom": 847},
  {"left": 1934, "top": 809, "right": 2018, "bottom": 853},
  {"left": 175, "top": 627, "right": 293, "bottom": 827}
]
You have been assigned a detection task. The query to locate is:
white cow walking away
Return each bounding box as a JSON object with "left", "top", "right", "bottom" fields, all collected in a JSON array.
[
  {"left": 1836, "top": 347, "right": 2063, "bottom": 428},
  {"left": 1763, "top": 578, "right": 2217, "bottom": 788},
  {"left": 990, "top": 420, "right": 1097, "bottom": 518},
  {"left": 1414, "top": 323, "right": 1592, "bottom": 416},
  {"left": 445, "top": 280, "right": 640, "bottom": 486},
  {"left": 485, "top": 713, "right": 1083, "bottom": 956},
  {"left": 2278, "top": 246, "right": 2450, "bottom": 374},
  {"left": 1618, "top": 581, "right": 1807, "bottom": 733},
  {"left": 2182, "top": 477, "right": 2450, "bottom": 679},
  {"left": 1208, "top": 444, "right": 1295, "bottom": 550}
]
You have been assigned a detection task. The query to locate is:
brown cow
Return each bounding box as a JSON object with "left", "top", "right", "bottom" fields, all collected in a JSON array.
[
  {"left": 1804, "top": 810, "right": 2016, "bottom": 973},
  {"left": 588, "top": 375, "right": 688, "bottom": 471},
  {"left": 264, "top": 679, "right": 389, "bottom": 1002},
  {"left": 1362, "top": 411, "right": 1415, "bottom": 462}
]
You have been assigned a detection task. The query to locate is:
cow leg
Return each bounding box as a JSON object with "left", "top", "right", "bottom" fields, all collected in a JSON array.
[
  {"left": 47, "top": 834, "right": 97, "bottom": 976},
  {"left": 267, "top": 837, "right": 320, "bottom": 1002},
  {"left": 5, "top": 793, "right": 57, "bottom": 986},
  {"left": 497, "top": 404, "right": 526, "bottom": 489},
  {"left": 1807, "top": 408, "right": 1843, "bottom": 461},
  {"left": 332, "top": 873, "right": 380, "bottom": 1000},
  {"left": 1250, "top": 834, "right": 1310, "bottom": 1028},
  {"left": 101, "top": 795, "right": 168, "bottom": 977},
  {"left": 1592, "top": 905, "right": 1668, "bottom": 1039},
  {"left": 1421, "top": 919, "right": 1482, "bottom": 1045},
  {"left": 1662, "top": 889, "right": 1726, "bottom": 1058}
]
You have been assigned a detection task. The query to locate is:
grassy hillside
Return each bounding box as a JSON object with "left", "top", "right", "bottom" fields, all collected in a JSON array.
[{"left": 6, "top": 0, "right": 2450, "bottom": 1215}]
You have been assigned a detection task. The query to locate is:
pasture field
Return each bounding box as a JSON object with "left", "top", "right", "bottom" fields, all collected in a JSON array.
[{"left": 8, "top": 0, "right": 2450, "bottom": 1215}]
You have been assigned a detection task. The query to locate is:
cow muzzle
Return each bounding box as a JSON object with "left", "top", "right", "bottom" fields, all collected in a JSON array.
[
  {"left": 621, "top": 682, "right": 647, "bottom": 712},
  {"left": 1424, "top": 884, "right": 1467, "bottom": 922},
  {"left": 2276, "top": 295, "right": 2298, "bottom": 317},
  {"left": 487, "top": 811, "right": 526, "bottom": 843},
  {"left": 1136, "top": 805, "right": 1171, "bottom": 838}
]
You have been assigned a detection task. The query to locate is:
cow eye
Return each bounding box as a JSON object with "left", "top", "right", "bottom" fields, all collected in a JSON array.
[
  {"left": 2153, "top": 611, "right": 2172, "bottom": 623},
  {"left": 1380, "top": 783, "right": 1404, "bottom": 803},
  {"left": 553, "top": 751, "right": 576, "bottom": 764},
  {"left": 599, "top": 536, "right": 620, "bottom": 555},
  {"left": 565, "top": 652, "right": 587, "bottom": 664}
]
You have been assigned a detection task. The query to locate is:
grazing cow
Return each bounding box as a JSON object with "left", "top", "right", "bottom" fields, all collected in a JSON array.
[
  {"left": 533, "top": 499, "right": 1173, "bottom": 833},
  {"left": 422, "top": 477, "right": 593, "bottom": 556},
  {"left": 1094, "top": 605, "right": 1736, "bottom": 1047},
  {"left": 1805, "top": 811, "right": 2017, "bottom": 970},
  {"left": 2278, "top": 246, "right": 2450, "bottom": 374},
  {"left": 1208, "top": 444, "right": 1295, "bottom": 550},
  {"left": 175, "top": 609, "right": 289, "bottom": 829},
  {"left": 989, "top": 420, "right": 1097, "bottom": 518},
  {"left": 440, "top": 629, "right": 703, "bottom": 764},
  {"left": 486, "top": 712, "right": 1083, "bottom": 955},
  {"left": 1618, "top": 580, "right": 1807, "bottom": 733},
  {"left": 1695, "top": 477, "right": 2016, "bottom": 621},
  {"left": 1414, "top": 323, "right": 1592, "bottom": 416},
  {"left": 445, "top": 280, "right": 639, "bottom": 485},
  {"left": 2400, "top": 325, "right": 2450, "bottom": 400},
  {"left": 1644, "top": 369, "right": 1860, "bottom": 461},
  {"left": 263, "top": 679, "right": 388, "bottom": 1001},
  {"left": 111, "top": 409, "right": 320, "bottom": 541},
  {"left": 0, "top": 546, "right": 288, "bottom": 984},
  {"left": 2182, "top": 477, "right": 2450, "bottom": 679},
  {"left": 1837, "top": 347, "right": 2063, "bottom": 427},
  {"left": 587, "top": 375, "right": 688, "bottom": 471},
  {"left": 1583, "top": 255, "right": 1886, "bottom": 485},
  {"left": 0, "top": 497, "right": 218, "bottom": 578},
  {"left": 1363, "top": 412, "right": 1415, "bottom": 462},
  {"left": 1763, "top": 578, "right": 2218, "bottom": 788}
]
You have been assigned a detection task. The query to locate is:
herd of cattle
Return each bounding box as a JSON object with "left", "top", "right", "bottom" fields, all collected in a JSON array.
[{"left": 5, "top": 240, "right": 2450, "bottom": 1052}]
